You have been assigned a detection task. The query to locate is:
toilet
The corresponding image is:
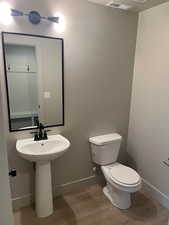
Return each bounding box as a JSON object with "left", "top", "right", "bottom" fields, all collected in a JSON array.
[{"left": 89, "top": 133, "right": 142, "bottom": 209}]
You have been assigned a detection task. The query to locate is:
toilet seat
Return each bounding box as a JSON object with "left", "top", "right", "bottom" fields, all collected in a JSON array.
[{"left": 102, "top": 163, "right": 141, "bottom": 187}]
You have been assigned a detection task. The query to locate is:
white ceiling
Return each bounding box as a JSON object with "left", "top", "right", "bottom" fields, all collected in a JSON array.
[{"left": 88, "top": 0, "right": 169, "bottom": 12}]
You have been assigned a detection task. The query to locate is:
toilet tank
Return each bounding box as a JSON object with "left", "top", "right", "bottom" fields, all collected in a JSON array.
[{"left": 89, "top": 133, "right": 122, "bottom": 165}]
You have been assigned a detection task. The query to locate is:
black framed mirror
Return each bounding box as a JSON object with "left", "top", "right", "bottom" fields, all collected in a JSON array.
[{"left": 2, "top": 32, "right": 64, "bottom": 132}]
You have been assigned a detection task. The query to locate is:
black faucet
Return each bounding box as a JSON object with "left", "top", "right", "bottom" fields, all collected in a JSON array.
[
  {"left": 38, "top": 123, "right": 44, "bottom": 140},
  {"left": 31, "top": 122, "right": 49, "bottom": 141}
]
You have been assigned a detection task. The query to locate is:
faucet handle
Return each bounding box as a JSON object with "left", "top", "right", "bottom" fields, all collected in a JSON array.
[
  {"left": 43, "top": 130, "right": 48, "bottom": 140},
  {"left": 34, "top": 133, "right": 39, "bottom": 141},
  {"left": 43, "top": 130, "right": 51, "bottom": 140},
  {"left": 30, "top": 131, "right": 39, "bottom": 141}
]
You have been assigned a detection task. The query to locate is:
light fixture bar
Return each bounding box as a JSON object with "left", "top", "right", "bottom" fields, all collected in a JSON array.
[
  {"left": 47, "top": 17, "right": 59, "bottom": 23},
  {"left": 10, "top": 9, "right": 60, "bottom": 25},
  {"left": 11, "top": 9, "right": 23, "bottom": 16}
]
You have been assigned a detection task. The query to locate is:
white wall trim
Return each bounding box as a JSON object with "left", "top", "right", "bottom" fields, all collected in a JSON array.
[
  {"left": 12, "top": 175, "right": 169, "bottom": 212},
  {"left": 12, "top": 194, "right": 33, "bottom": 210},
  {"left": 61, "top": 175, "right": 96, "bottom": 188},
  {"left": 12, "top": 175, "right": 98, "bottom": 210},
  {"left": 142, "top": 178, "right": 169, "bottom": 210}
]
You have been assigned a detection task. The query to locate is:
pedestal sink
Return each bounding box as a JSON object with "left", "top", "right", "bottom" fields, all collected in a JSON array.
[{"left": 16, "top": 134, "right": 70, "bottom": 218}]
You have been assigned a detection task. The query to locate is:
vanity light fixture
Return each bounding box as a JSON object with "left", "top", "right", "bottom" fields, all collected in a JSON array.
[
  {"left": 0, "top": 2, "right": 65, "bottom": 31},
  {"left": 11, "top": 9, "right": 60, "bottom": 25}
]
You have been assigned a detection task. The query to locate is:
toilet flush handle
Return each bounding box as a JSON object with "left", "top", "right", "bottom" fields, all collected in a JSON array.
[{"left": 163, "top": 160, "right": 169, "bottom": 167}]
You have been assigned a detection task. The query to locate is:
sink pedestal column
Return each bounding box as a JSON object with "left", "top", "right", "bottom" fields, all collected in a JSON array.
[{"left": 35, "top": 161, "right": 53, "bottom": 217}]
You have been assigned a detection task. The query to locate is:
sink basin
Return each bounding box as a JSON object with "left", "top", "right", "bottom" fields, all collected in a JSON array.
[
  {"left": 16, "top": 134, "right": 70, "bottom": 218},
  {"left": 16, "top": 135, "right": 70, "bottom": 162}
]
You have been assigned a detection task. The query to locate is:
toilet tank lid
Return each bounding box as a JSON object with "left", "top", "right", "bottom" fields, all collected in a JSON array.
[{"left": 89, "top": 133, "right": 122, "bottom": 146}]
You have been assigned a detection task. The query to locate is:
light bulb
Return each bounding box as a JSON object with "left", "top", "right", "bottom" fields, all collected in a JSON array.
[
  {"left": 54, "top": 13, "right": 66, "bottom": 33},
  {"left": 0, "top": 2, "right": 13, "bottom": 25}
]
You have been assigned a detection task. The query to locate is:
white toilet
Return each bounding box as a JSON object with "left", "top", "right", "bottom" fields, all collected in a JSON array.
[{"left": 89, "top": 133, "right": 142, "bottom": 209}]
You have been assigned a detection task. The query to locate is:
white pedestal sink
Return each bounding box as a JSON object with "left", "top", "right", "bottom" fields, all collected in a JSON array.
[{"left": 16, "top": 135, "right": 70, "bottom": 218}]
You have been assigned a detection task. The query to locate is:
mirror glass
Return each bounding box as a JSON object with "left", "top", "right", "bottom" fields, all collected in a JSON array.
[{"left": 2, "top": 32, "right": 64, "bottom": 131}]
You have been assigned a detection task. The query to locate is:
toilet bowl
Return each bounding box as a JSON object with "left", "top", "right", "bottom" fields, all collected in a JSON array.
[
  {"left": 101, "top": 163, "right": 142, "bottom": 209},
  {"left": 89, "top": 133, "right": 142, "bottom": 209}
]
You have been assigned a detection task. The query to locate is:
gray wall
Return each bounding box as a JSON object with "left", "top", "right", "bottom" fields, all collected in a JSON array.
[
  {"left": 128, "top": 1, "right": 169, "bottom": 197},
  {"left": 0, "top": 0, "right": 138, "bottom": 201}
]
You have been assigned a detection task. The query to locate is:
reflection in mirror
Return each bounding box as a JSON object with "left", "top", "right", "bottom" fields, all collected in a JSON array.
[{"left": 2, "top": 32, "right": 64, "bottom": 131}]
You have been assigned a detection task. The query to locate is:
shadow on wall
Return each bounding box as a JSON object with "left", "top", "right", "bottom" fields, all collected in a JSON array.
[{"left": 125, "top": 151, "right": 138, "bottom": 171}]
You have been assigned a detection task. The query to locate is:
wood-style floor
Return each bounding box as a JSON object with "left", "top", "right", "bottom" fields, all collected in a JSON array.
[{"left": 14, "top": 184, "right": 169, "bottom": 225}]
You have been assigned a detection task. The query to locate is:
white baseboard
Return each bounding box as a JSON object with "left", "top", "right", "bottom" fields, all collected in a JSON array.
[
  {"left": 13, "top": 176, "right": 169, "bottom": 212},
  {"left": 12, "top": 175, "right": 99, "bottom": 210},
  {"left": 53, "top": 175, "right": 98, "bottom": 196},
  {"left": 12, "top": 194, "right": 33, "bottom": 210},
  {"left": 142, "top": 178, "right": 169, "bottom": 209}
]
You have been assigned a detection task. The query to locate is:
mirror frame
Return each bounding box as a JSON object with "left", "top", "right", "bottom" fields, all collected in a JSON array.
[{"left": 1, "top": 32, "right": 65, "bottom": 132}]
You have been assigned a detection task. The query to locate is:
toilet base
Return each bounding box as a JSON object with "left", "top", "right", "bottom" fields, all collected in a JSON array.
[{"left": 103, "top": 184, "right": 131, "bottom": 209}]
